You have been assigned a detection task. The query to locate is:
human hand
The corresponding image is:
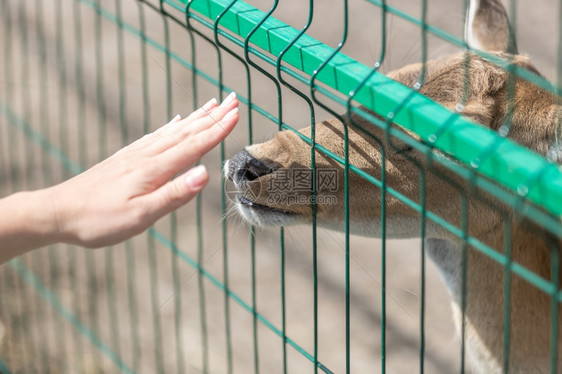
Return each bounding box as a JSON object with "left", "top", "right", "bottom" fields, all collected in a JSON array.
[{"left": 48, "top": 93, "right": 239, "bottom": 248}]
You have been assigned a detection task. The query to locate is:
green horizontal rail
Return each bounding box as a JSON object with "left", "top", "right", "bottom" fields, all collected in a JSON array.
[
  {"left": 72, "top": 0, "right": 560, "bottom": 240},
  {"left": 14, "top": 0, "right": 560, "bottom": 304},
  {"left": 364, "top": 0, "right": 559, "bottom": 95},
  {"left": 172, "top": 0, "right": 562, "bottom": 219}
]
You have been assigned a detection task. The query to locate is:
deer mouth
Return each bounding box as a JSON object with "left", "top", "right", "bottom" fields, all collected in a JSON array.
[
  {"left": 224, "top": 153, "right": 306, "bottom": 226},
  {"left": 237, "top": 195, "right": 291, "bottom": 214},
  {"left": 231, "top": 187, "right": 300, "bottom": 227}
]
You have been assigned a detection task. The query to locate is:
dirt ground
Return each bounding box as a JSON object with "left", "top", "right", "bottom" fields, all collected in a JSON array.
[{"left": 0, "top": 0, "right": 557, "bottom": 373}]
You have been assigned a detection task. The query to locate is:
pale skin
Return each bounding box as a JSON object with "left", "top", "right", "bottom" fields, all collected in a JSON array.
[{"left": 0, "top": 92, "right": 239, "bottom": 264}]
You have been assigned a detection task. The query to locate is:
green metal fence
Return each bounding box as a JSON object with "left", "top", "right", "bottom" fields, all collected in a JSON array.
[{"left": 0, "top": 0, "right": 561, "bottom": 373}]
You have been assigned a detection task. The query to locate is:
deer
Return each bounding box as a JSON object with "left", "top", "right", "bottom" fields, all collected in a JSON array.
[{"left": 224, "top": 0, "right": 561, "bottom": 372}]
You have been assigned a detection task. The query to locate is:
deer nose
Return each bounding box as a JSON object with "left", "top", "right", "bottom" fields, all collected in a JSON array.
[{"left": 228, "top": 149, "right": 273, "bottom": 185}]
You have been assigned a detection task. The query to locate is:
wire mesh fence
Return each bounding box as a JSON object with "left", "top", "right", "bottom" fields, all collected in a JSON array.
[{"left": 0, "top": 0, "right": 561, "bottom": 373}]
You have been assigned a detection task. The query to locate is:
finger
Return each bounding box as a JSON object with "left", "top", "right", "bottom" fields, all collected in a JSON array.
[
  {"left": 154, "top": 114, "right": 183, "bottom": 135},
  {"left": 126, "top": 94, "right": 238, "bottom": 161},
  {"left": 170, "top": 92, "right": 238, "bottom": 139},
  {"left": 184, "top": 97, "right": 218, "bottom": 122},
  {"left": 148, "top": 93, "right": 238, "bottom": 157},
  {"left": 143, "top": 164, "right": 209, "bottom": 219},
  {"left": 157, "top": 106, "right": 239, "bottom": 178},
  {"left": 155, "top": 98, "right": 218, "bottom": 137},
  {"left": 129, "top": 97, "right": 222, "bottom": 155},
  {"left": 121, "top": 113, "right": 184, "bottom": 155},
  {"left": 157, "top": 98, "right": 219, "bottom": 137}
]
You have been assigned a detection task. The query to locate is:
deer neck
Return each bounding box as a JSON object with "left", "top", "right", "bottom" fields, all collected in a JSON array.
[{"left": 427, "top": 221, "right": 559, "bottom": 372}]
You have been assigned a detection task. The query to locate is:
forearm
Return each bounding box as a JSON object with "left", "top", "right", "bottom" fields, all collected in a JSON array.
[
  {"left": 0, "top": 189, "right": 61, "bottom": 264},
  {"left": 0, "top": 95, "right": 238, "bottom": 264}
]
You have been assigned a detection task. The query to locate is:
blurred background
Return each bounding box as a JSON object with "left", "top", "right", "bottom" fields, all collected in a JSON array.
[{"left": 0, "top": 0, "right": 558, "bottom": 372}]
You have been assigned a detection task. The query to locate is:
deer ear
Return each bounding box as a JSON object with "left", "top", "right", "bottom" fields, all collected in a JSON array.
[{"left": 465, "top": 0, "right": 518, "bottom": 53}]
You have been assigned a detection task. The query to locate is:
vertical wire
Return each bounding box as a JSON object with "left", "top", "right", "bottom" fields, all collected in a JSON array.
[
  {"left": 2, "top": 1, "right": 32, "bottom": 369},
  {"left": 212, "top": 6, "right": 232, "bottom": 372},
  {"left": 238, "top": 13, "right": 259, "bottom": 368},
  {"left": 240, "top": 1, "right": 288, "bottom": 370},
  {"left": 417, "top": 1, "right": 428, "bottom": 371},
  {"left": 15, "top": 1, "right": 41, "bottom": 370},
  {"left": 98, "top": 0, "right": 122, "bottom": 365},
  {"left": 500, "top": 0, "right": 518, "bottom": 138},
  {"left": 549, "top": 239, "right": 560, "bottom": 374},
  {"left": 0, "top": 1, "right": 7, "bottom": 363},
  {"left": 183, "top": 4, "right": 208, "bottom": 372},
  {"left": 183, "top": 3, "right": 216, "bottom": 371},
  {"left": 32, "top": 0, "right": 58, "bottom": 369},
  {"left": 71, "top": 0, "right": 86, "bottom": 366},
  {"left": 138, "top": 12, "right": 164, "bottom": 367},
  {"left": 342, "top": 7, "right": 351, "bottom": 371},
  {"left": 274, "top": 1, "right": 317, "bottom": 370},
  {"left": 418, "top": 170, "right": 427, "bottom": 374},
  {"left": 555, "top": 0, "right": 562, "bottom": 160},
  {"left": 87, "top": 0, "right": 104, "bottom": 367},
  {"left": 158, "top": 4, "right": 185, "bottom": 371},
  {"left": 131, "top": 2, "right": 150, "bottom": 370},
  {"left": 553, "top": 1, "right": 562, "bottom": 370},
  {"left": 381, "top": 2, "right": 430, "bottom": 373},
  {"left": 459, "top": 195, "right": 469, "bottom": 374},
  {"left": 8, "top": 269, "right": 29, "bottom": 371},
  {"left": 11, "top": 1, "right": 39, "bottom": 371},
  {"left": 250, "top": 225, "right": 259, "bottom": 374},
  {"left": 17, "top": 0, "right": 33, "bottom": 189},
  {"left": 0, "top": 2, "right": 15, "bottom": 368},
  {"left": 116, "top": 0, "right": 135, "bottom": 368},
  {"left": 309, "top": 0, "right": 350, "bottom": 370},
  {"left": 240, "top": 2, "right": 292, "bottom": 369},
  {"left": 502, "top": 220, "right": 512, "bottom": 373},
  {"left": 53, "top": 0, "right": 74, "bottom": 367},
  {"left": 3, "top": 0, "right": 17, "bottom": 196},
  {"left": 501, "top": 1, "right": 518, "bottom": 371},
  {"left": 15, "top": 2, "right": 35, "bottom": 368},
  {"left": 346, "top": 0, "right": 387, "bottom": 363},
  {"left": 281, "top": 226, "right": 287, "bottom": 374},
  {"left": 460, "top": 1, "right": 471, "bottom": 371},
  {"left": 215, "top": 0, "right": 266, "bottom": 373},
  {"left": 147, "top": 223, "right": 164, "bottom": 374},
  {"left": 346, "top": 2, "right": 388, "bottom": 371}
]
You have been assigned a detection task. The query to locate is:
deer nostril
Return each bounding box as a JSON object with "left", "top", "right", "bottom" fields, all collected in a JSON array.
[
  {"left": 241, "top": 165, "right": 261, "bottom": 181},
  {"left": 229, "top": 149, "right": 273, "bottom": 184}
]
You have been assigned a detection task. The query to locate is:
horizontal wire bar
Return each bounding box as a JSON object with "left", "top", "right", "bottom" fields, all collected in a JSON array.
[
  {"left": 79, "top": 0, "right": 562, "bottom": 238},
  {"left": 364, "top": 0, "right": 559, "bottom": 95},
  {"left": 3, "top": 1, "right": 561, "bottom": 369},
  {"left": 0, "top": 358, "right": 11, "bottom": 374},
  {"left": 0, "top": 101, "right": 332, "bottom": 373},
  {"left": 4, "top": 0, "right": 562, "bottom": 295},
  {"left": 1, "top": 97, "right": 557, "bottom": 374},
  {"left": 7, "top": 258, "right": 135, "bottom": 374},
  {"left": 149, "top": 229, "right": 334, "bottom": 374},
  {"left": 160, "top": 0, "right": 562, "bottom": 219}
]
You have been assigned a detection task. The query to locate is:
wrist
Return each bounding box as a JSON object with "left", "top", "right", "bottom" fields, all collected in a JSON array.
[
  {"left": 21, "top": 188, "right": 66, "bottom": 245},
  {"left": 40, "top": 185, "right": 76, "bottom": 245},
  {"left": 0, "top": 188, "right": 64, "bottom": 263}
]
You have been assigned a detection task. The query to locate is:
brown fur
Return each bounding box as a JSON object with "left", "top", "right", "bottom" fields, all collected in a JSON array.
[{"left": 226, "top": 1, "right": 561, "bottom": 372}]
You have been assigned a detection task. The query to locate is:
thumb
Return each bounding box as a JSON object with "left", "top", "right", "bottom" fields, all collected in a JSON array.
[{"left": 149, "top": 165, "right": 209, "bottom": 217}]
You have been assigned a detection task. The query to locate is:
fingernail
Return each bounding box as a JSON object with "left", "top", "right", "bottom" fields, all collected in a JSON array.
[
  {"left": 185, "top": 165, "right": 208, "bottom": 189},
  {"left": 202, "top": 98, "right": 217, "bottom": 112},
  {"left": 223, "top": 107, "right": 239, "bottom": 121},
  {"left": 221, "top": 92, "right": 236, "bottom": 107},
  {"left": 170, "top": 114, "right": 181, "bottom": 123}
]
